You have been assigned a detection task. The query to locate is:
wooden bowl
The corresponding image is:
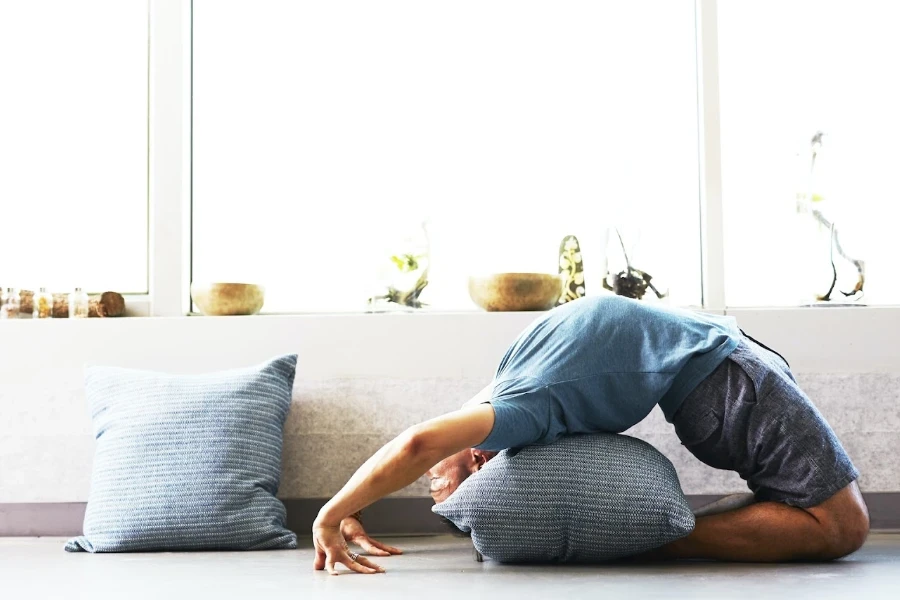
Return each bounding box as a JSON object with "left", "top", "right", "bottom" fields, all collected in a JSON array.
[
  {"left": 191, "top": 283, "right": 265, "bottom": 316},
  {"left": 468, "top": 273, "right": 564, "bottom": 312}
]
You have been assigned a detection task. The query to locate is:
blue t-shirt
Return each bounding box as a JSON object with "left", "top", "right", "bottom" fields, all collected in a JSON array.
[{"left": 475, "top": 295, "right": 741, "bottom": 451}]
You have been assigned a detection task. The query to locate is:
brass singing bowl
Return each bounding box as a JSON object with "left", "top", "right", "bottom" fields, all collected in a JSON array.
[
  {"left": 191, "top": 282, "right": 265, "bottom": 316},
  {"left": 468, "top": 273, "right": 564, "bottom": 312}
]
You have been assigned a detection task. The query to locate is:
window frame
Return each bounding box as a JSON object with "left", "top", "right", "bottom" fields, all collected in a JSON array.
[
  {"left": 144, "top": 0, "right": 192, "bottom": 317},
  {"left": 141, "top": 0, "right": 898, "bottom": 320}
]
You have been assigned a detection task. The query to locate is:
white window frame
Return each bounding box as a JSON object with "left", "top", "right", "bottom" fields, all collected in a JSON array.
[
  {"left": 143, "top": 0, "right": 192, "bottom": 317},
  {"left": 696, "top": 0, "right": 725, "bottom": 312},
  {"left": 140, "top": 0, "right": 899, "bottom": 355}
]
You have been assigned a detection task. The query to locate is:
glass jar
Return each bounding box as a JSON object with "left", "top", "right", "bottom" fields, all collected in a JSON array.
[
  {"left": 69, "top": 288, "right": 90, "bottom": 318},
  {"left": 1, "top": 288, "right": 20, "bottom": 319},
  {"left": 33, "top": 288, "right": 54, "bottom": 319}
]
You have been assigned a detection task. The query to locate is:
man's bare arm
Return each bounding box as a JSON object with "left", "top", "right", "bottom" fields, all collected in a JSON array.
[
  {"left": 312, "top": 403, "right": 494, "bottom": 574},
  {"left": 315, "top": 403, "right": 494, "bottom": 527}
]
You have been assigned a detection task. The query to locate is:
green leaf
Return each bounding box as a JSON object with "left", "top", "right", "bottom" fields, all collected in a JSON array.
[{"left": 390, "top": 254, "right": 420, "bottom": 272}]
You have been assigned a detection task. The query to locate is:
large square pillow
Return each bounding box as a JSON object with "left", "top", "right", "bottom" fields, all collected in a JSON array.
[
  {"left": 433, "top": 433, "right": 694, "bottom": 563},
  {"left": 65, "top": 354, "right": 299, "bottom": 552}
]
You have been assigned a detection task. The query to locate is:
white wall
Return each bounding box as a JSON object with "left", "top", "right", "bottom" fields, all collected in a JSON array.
[{"left": 1, "top": 307, "right": 899, "bottom": 504}]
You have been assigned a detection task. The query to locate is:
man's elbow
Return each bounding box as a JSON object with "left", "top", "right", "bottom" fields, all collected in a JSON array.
[
  {"left": 396, "top": 425, "right": 444, "bottom": 467},
  {"left": 394, "top": 405, "right": 493, "bottom": 467}
]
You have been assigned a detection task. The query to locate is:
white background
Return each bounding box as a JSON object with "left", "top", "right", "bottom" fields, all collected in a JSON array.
[
  {"left": 719, "top": 0, "right": 900, "bottom": 306},
  {"left": 192, "top": 0, "right": 702, "bottom": 312},
  {"left": 0, "top": 1, "right": 149, "bottom": 294},
  {"left": 1, "top": 0, "right": 898, "bottom": 311}
]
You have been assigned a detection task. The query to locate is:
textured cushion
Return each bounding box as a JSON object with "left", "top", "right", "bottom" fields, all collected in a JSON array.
[
  {"left": 65, "top": 355, "right": 299, "bottom": 552},
  {"left": 433, "top": 433, "right": 695, "bottom": 563}
]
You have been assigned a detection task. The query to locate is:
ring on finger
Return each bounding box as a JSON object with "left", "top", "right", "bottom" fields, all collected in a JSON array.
[{"left": 348, "top": 552, "right": 359, "bottom": 562}]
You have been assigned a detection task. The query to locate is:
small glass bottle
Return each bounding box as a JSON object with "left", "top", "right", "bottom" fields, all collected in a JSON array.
[
  {"left": 1, "top": 288, "right": 20, "bottom": 319},
  {"left": 69, "top": 287, "right": 90, "bottom": 318},
  {"left": 33, "top": 288, "right": 54, "bottom": 319}
]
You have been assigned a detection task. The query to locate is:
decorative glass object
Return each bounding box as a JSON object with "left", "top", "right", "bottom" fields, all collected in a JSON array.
[
  {"left": 1, "top": 288, "right": 20, "bottom": 319},
  {"left": 367, "top": 221, "right": 431, "bottom": 312},
  {"left": 33, "top": 288, "right": 54, "bottom": 319},
  {"left": 69, "top": 288, "right": 90, "bottom": 318},
  {"left": 558, "top": 235, "right": 585, "bottom": 305},
  {"left": 794, "top": 131, "right": 866, "bottom": 304}
]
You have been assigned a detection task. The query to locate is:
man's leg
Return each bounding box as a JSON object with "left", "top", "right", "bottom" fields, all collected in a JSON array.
[
  {"left": 668, "top": 338, "right": 866, "bottom": 562},
  {"left": 692, "top": 493, "right": 755, "bottom": 518},
  {"left": 660, "top": 482, "right": 869, "bottom": 562}
]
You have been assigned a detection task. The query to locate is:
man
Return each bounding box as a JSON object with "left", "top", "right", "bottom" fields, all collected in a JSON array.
[{"left": 313, "top": 295, "right": 869, "bottom": 575}]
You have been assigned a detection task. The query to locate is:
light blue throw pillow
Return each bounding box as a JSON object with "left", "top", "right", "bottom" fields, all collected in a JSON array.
[
  {"left": 65, "top": 355, "right": 298, "bottom": 552},
  {"left": 433, "top": 433, "right": 695, "bottom": 563}
]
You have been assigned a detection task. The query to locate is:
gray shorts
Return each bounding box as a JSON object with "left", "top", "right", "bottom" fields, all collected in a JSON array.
[{"left": 672, "top": 336, "right": 859, "bottom": 508}]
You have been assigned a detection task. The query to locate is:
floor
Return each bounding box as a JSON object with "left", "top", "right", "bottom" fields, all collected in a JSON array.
[{"left": 2, "top": 534, "right": 899, "bottom": 600}]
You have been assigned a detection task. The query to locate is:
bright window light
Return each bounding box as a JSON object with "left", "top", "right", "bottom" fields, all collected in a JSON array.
[
  {"left": 0, "top": 1, "right": 149, "bottom": 294},
  {"left": 193, "top": 0, "right": 701, "bottom": 312},
  {"left": 719, "top": 0, "right": 900, "bottom": 306}
]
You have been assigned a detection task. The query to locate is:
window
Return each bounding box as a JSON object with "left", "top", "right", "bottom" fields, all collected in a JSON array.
[
  {"left": 0, "top": 0, "right": 149, "bottom": 295},
  {"left": 719, "top": 0, "right": 900, "bottom": 307},
  {"left": 192, "top": 0, "right": 702, "bottom": 312}
]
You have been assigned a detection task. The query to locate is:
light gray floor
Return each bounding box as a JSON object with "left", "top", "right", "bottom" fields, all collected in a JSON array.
[{"left": 2, "top": 534, "right": 899, "bottom": 600}]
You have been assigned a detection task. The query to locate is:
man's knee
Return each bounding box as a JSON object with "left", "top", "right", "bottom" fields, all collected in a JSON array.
[
  {"left": 809, "top": 483, "right": 870, "bottom": 560},
  {"left": 820, "top": 509, "right": 869, "bottom": 559}
]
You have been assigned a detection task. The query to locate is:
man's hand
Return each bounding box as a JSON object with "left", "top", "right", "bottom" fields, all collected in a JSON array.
[
  {"left": 313, "top": 522, "right": 386, "bottom": 575},
  {"left": 311, "top": 403, "right": 495, "bottom": 573},
  {"left": 341, "top": 516, "right": 403, "bottom": 558}
]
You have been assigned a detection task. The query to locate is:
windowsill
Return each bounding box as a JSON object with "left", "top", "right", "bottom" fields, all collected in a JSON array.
[
  {"left": 726, "top": 304, "right": 900, "bottom": 311},
  {"left": 199, "top": 303, "right": 898, "bottom": 318},
  {"left": 10, "top": 292, "right": 899, "bottom": 321},
  {"left": 3, "top": 301, "right": 898, "bottom": 375},
  {"left": 58, "top": 293, "right": 900, "bottom": 320}
]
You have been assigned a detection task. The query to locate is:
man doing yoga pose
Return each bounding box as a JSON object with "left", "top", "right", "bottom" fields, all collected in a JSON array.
[{"left": 313, "top": 295, "right": 869, "bottom": 575}]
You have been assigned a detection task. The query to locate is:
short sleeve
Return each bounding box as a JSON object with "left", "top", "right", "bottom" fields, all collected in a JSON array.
[{"left": 474, "top": 389, "right": 554, "bottom": 451}]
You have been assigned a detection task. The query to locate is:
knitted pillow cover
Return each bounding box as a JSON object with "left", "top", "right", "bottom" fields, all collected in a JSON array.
[
  {"left": 434, "top": 433, "right": 695, "bottom": 563},
  {"left": 65, "top": 355, "right": 298, "bottom": 552}
]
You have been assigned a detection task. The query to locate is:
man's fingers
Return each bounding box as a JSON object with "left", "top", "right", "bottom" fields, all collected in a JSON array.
[
  {"left": 353, "top": 535, "right": 403, "bottom": 555},
  {"left": 355, "top": 555, "right": 386, "bottom": 573},
  {"left": 356, "top": 538, "right": 391, "bottom": 557},
  {"left": 343, "top": 557, "right": 380, "bottom": 575},
  {"left": 326, "top": 560, "right": 338, "bottom": 576},
  {"left": 323, "top": 551, "right": 383, "bottom": 575},
  {"left": 313, "top": 548, "right": 326, "bottom": 570},
  {"left": 371, "top": 539, "right": 403, "bottom": 555}
]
